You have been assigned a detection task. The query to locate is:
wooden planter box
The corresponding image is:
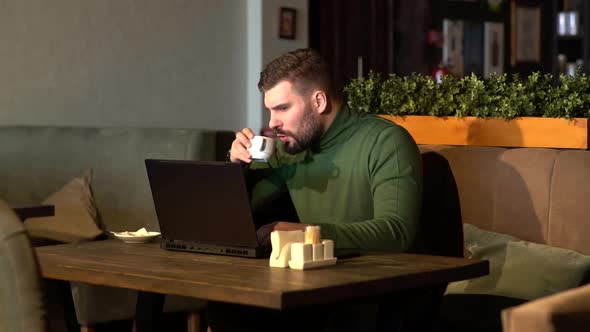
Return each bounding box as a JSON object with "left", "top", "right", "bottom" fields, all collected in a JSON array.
[{"left": 379, "top": 115, "right": 589, "bottom": 149}]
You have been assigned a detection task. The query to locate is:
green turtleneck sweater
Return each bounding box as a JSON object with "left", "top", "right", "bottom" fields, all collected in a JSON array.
[{"left": 249, "top": 107, "right": 422, "bottom": 252}]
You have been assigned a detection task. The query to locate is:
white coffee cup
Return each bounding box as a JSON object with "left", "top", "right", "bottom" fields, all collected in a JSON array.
[{"left": 247, "top": 136, "right": 275, "bottom": 161}]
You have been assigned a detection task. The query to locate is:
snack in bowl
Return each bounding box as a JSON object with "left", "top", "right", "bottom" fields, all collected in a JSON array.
[{"left": 111, "top": 227, "right": 161, "bottom": 243}]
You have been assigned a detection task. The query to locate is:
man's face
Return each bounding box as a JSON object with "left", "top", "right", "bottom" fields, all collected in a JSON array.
[{"left": 264, "top": 81, "right": 323, "bottom": 154}]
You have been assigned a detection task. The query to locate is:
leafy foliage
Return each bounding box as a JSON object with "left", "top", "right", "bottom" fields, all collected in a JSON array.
[
  {"left": 344, "top": 70, "right": 590, "bottom": 119},
  {"left": 342, "top": 71, "right": 383, "bottom": 114}
]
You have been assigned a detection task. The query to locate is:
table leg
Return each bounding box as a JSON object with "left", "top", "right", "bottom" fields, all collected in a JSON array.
[{"left": 133, "top": 291, "right": 165, "bottom": 332}]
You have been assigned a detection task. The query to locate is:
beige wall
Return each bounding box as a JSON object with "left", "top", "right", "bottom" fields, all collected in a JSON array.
[
  {"left": 263, "top": 0, "right": 309, "bottom": 65},
  {"left": 260, "top": 0, "right": 309, "bottom": 128},
  {"left": 0, "top": 0, "right": 249, "bottom": 130},
  {"left": 0, "top": 0, "right": 308, "bottom": 132}
]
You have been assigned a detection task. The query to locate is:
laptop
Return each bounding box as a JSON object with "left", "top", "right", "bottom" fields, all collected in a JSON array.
[{"left": 145, "top": 159, "right": 270, "bottom": 258}]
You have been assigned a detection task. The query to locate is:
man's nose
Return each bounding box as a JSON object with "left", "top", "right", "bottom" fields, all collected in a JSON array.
[{"left": 269, "top": 115, "right": 281, "bottom": 130}]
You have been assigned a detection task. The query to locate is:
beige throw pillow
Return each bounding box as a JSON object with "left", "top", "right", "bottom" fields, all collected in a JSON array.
[
  {"left": 24, "top": 171, "right": 104, "bottom": 243},
  {"left": 445, "top": 223, "right": 590, "bottom": 300}
]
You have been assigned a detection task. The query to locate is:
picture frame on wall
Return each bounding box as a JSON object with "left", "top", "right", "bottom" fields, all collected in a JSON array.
[
  {"left": 510, "top": 3, "right": 541, "bottom": 65},
  {"left": 279, "top": 7, "right": 296, "bottom": 40},
  {"left": 484, "top": 22, "right": 504, "bottom": 77},
  {"left": 442, "top": 19, "right": 464, "bottom": 77},
  {"left": 464, "top": 21, "right": 484, "bottom": 77}
]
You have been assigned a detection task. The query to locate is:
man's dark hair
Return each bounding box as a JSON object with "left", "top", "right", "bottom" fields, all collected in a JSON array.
[{"left": 258, "top": 48, "right": 332, "bottom": 97}]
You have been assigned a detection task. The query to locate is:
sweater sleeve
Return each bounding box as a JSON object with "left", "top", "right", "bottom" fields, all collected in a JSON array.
[{"left": 315, "top": 126, "right": 422, "bottom": 252}]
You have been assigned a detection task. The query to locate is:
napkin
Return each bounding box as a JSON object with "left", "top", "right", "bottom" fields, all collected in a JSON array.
[{"left": 115, "top": 227, "right": 151, "bottom": 236}]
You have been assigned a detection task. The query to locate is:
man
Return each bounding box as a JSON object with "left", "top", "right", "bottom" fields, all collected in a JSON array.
[
  {"left": 229, "top": 48, "right": 422, "bottom": 251},
  {"left": 208, "top": 48, "right": 423, "bottom": 331}
]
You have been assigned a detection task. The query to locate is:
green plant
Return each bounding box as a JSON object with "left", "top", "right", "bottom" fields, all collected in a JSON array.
[
  {"left": 344, "top": 70, "right": 590, "bottom": 119},
  {"left": 342, "top": 71, "right": 383, "bottom": 114},
  {"left": 551, "top": 69, "right": 590, "bottom": 118},
  {"left": 455, "top": 74, "right": 488, "bottom": 117}
]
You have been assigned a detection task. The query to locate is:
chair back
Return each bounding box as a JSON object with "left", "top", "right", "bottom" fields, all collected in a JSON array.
[{"left": 0, "top": 200, "right": 48, "bottom": 332}]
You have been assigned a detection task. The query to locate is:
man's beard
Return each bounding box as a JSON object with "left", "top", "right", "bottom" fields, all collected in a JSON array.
[{"left": 278, "top": 104, "right": 323, "bottom": 154}]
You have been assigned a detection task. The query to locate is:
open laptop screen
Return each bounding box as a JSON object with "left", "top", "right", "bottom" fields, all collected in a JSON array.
[{"left": 145, "top": 159, "right": 260, "bottom": 248}]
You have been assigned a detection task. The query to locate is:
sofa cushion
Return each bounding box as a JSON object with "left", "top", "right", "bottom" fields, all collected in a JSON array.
[
  {"left": 446, "top": 224, "right": 590, "bottom": 300},
  {"left": 492, "top": 148, "right": 560, "bottom": 245},
  {"left": 419, "top": 145, "right": 504, "bottom": 231},
  {"left": 547, "top": 150, "right": 590, "bottom": 255},
  {"left": 418, "top": 147, "right": 590, "bottom": 257},
  {"left": 24, "top": 172, "right": 104, "bottom": 243}
]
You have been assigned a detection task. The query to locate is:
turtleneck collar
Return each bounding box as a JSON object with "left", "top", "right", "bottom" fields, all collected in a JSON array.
[{"left": 318, "top": 105, "right": 357, "bottom": 151}]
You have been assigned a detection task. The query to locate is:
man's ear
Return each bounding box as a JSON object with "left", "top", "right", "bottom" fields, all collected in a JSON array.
[{"left": 312, "top": 90, "right": 328, "bottom": 114}]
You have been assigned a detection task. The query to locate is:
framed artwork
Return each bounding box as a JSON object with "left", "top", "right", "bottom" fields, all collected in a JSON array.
[
  {"left": 484, "top": 22, "right": 504, "bottom": 77},
  {"left": 464, "top": 21, "right": 484, "bottom": 77},
  {"left": 510, "top": 3, "right": 541, "bottom": 65},
  {"left": 279, "top": 7, "right": 296, "bottom": 40},
  {"left": 443, "top": 19, "right": 464, "bottom": 77}
]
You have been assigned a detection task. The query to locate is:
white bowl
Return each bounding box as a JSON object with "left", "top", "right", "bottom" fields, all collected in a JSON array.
[{"left": 111, "top": 231, "right": 161, "bottom": 244}]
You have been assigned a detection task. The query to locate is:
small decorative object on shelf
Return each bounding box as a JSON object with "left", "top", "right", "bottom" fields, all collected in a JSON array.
[
  {"left": 484, "top": 22, "right": 505, "bottom": 78},
  {"left": 442, "top": 19, "right": 464, "bottom": 77},
  {"left": 432, "top": 63, "right": 449, "bottom": 83},
  {"left": 558, "top": 11, "right": 579, "bottom": 36},
  {"left": 558, "top": 11, "right": 567, "bottom": 36},
  {"left": 566, "top": 59, "right": 584, "bottom": 77},
  {"left": 427, "top": 30, "right": 444, "bottom": 47},
  {"left": 558, "top": 54, "right": 568, "bottom": 74},
  {"left": 555, "top": 0, "right": 589, "bottom": 76}
]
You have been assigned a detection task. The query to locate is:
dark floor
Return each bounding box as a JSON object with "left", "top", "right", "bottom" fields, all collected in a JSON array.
[{"left": 93, "top": 312, "right": 189, "bottom": 332}]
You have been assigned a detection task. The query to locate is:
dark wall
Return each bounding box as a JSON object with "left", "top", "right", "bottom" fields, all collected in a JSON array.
[
  {"left": 310, "top": 0, "right": 566, "bottom": 86},
  {"left": 309, "top": 0, "right": 402, "bottom": 98},
  {"left": 394, "top": 0, "right": 431, "bottom": 76}
]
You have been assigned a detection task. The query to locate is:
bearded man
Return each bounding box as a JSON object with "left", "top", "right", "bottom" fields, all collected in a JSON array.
[
  {"left": 229, "top": 48, "right": 422, "bottom": 252},
  {"left": 209, "top": 48, "right": 423, "bottom": 332}
]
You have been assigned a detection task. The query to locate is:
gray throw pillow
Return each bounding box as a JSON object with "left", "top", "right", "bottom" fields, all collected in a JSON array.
[{"left": 445, "top": 223, "right": 590, "bottom": 300}]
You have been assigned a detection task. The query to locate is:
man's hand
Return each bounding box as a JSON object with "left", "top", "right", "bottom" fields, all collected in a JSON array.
[
  {"left": 272, "top": 222, "right": 308, "bottom": 232},
  {"left": 256, "top": 222, "right": 308, "bottom": 248},
  {"left": 229, "top": 128, "right": 256, "bottom": 163}
]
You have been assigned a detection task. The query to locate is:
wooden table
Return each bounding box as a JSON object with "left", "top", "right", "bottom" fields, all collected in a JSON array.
[{"left": 36, "top": 240, "right": 488, "bottom": 311}]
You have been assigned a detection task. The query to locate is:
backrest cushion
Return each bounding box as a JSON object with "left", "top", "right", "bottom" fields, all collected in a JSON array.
[
  {"left": 446, "top": 223, "right": 590, "bottom": 300},
  {"left": 492, "top": 148, "right": 559, "bottom": 244},
  {"left": 420, "top": 145, "right": 590, "bottom": 255},
  {"left": 419, "top": 145, "right": 504, "bottom": 230},
  {"left": 0, "top": 127, "right": 230, "bottom": 231},
  {"left": 24, "top": 171, "right": 103, "bottom": 243},
  {"left": 548, "top": 150, "right": 590, "bottom": 254}
]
